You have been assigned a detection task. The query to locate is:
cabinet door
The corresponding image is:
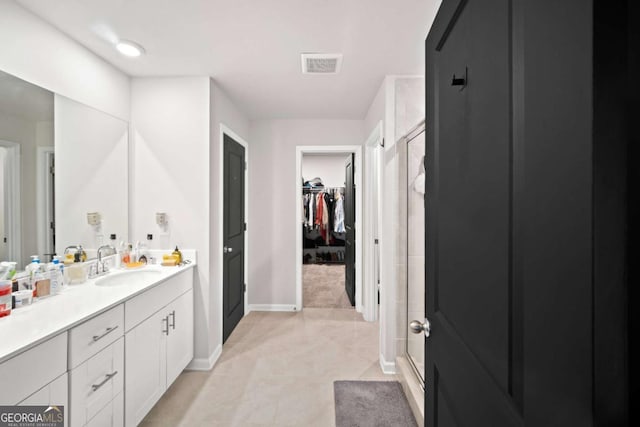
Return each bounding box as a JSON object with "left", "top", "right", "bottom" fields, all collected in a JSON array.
[
  {"left": 85, "top": 392, "right": 123, "bottom": 427},
  {"left": 19, "top": 373, "right": 68, "bottom": 427},
  {"left": 70, "top": 337, "right": 124, "bottom": 427},
  {"left": 124, "top": 310, "right": 167, "bottom": 427},
  {"left": 166, "top": 289, "right": 194, "bottom": 386}
]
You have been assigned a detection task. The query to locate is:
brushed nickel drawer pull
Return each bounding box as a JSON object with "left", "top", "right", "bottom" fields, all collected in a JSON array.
[
  {"left": 91, "top": 371, "right": 118, "bottom": 392},
  {"left": 162, "top": 316, "right": 169, "bottom": 335},
  {"left": 92, "top": 326, "right": 118, "bottom": 342},
  {"left": 169, "top": 310, "right": 176, "bottom": 330}
]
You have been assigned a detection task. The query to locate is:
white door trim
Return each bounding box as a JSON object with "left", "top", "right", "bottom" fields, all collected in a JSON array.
[
  {"left": 363, "top": 122, "right": 383, "bottom": 322},
  {"left": 36, "top": 146, "right": 55, "bottom": 260},
  {"left": 219, "top": 124, "right": 250, "bottom": 342},
  {"left": 295, "top": 145, "right": 363, "bottom": 313},
  {"left": 0, "top": 140, "right": 22, "bottom": 265}
]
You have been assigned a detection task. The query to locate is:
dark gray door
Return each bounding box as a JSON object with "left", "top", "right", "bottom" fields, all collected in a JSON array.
[
  {"left": 223, "top": 134, "right": 245, "bottom": 343},
  {"left": 424, "top": 0, "right": 595, "bottom": 425},
  {"left": 344, "top": 153, "right": 355, "bottom": 306}
]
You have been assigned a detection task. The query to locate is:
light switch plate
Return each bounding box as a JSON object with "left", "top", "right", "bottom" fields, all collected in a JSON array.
[{"left": 87, "top": 212, "right": 101, "bottom": 226}]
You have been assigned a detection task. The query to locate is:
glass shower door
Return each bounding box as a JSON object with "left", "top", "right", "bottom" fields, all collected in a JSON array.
[{"left": 406, "top": 129, "right": 426, "bottom": 385}]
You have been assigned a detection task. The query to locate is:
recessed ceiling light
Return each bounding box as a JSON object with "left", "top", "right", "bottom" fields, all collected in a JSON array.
[{"left": 116, "top": 40, "right": 145, "bottom": 57}]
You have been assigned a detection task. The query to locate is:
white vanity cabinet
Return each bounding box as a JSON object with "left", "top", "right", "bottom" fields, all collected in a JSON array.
[
  {"left": 124, "top": 269, "right": 194, "bottom": 427},
  {"left": 69, "top": 305, "right": 125, "bottom": 427},
  {"left": 0, "top": 263, "right": 195, "bottom": 427},
  {"left": 0, "top": 333, "right": 69, "bottom": 426}
]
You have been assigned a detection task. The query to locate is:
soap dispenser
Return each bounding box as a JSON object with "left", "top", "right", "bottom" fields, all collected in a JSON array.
[{"left": 172, "top": 246, "right": 182, "bottom": 265}]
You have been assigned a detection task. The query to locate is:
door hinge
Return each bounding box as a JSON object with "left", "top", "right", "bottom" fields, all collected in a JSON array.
[
  {"left": 374, "top": 239, "right": 379, "bottom": 244},
  {"left": 244, "top": 223, "right": 247, "bottom": 231},
  {"left": 244, "top": 161, "right": 247, "bottom": 171},
  {"left": 49, "top": 165, "right": 55, "bottom": 175},
  {"left": 380, "top": 138, "right": 385, "bottom": 148},
  {"left": 243, "top": 283, "right": 247, "bottom": 292}
]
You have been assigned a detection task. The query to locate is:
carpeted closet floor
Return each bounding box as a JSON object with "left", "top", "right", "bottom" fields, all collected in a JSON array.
[{"left": 303, "top": 264, "right": 353, "bottom": 308}]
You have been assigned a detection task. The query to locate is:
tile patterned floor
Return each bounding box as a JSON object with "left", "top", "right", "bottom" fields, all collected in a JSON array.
[{"left": 141, "top": 309, "right": 391, "bottom": 427}]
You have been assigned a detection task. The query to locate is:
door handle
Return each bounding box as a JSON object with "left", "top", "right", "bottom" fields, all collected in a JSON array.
[
  {"left": 91, "top": 371, "right": 118, "bottom": 392},
  {"left": 169, "top": 310, "right": 176, "bottom": 330},
  {"left": 92, "top": 326, "right": 118, "bottom": 342},
  {"left": 223, "top": 246, "right": 233, "bottom": 253},
  {"left": 409, "top": 318, "right": 431, "bottom": 337},
  {"left": 162, "top": 316, "right": 169, "bottom": 335}
]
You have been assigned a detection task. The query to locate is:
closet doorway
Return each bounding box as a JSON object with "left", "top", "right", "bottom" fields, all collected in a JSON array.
[{"left": 295, "top": 146, "right": 363, "bottom": 312}]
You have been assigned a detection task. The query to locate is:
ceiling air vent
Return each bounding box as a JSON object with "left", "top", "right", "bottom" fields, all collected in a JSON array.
[{"left": 301, "top": 53, "right": 343, "bottom": 74}]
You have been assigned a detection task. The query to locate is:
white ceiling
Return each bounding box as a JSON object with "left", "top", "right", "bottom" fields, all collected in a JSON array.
[{"left": 17, "top": 0, "right": 440, "bottom": 120}]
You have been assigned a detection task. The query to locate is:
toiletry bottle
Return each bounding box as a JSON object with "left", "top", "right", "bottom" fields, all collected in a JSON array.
[
  {"left": 25, "top": 256, "right": 41, "bottom": 287},
  {"left": 78, "top": 245, "right": 87, "bottom": 262},
  {"left": 53, "top": 256, "right": 66, "bottom": 290},
  {"left": 122, "top": 243, "right": 131, "bottom": 265},
  {"left": 138, "top": 241, "right": 148, "bottom": 264},
  {"left": 47, "top": 260, "right": 60, "bottom": 295},
  {"left": 133, "top": 241, "right": 141, "bottom": 263},
  {"left": 172, "top": 246, "right": 183, "bottom": 264}
]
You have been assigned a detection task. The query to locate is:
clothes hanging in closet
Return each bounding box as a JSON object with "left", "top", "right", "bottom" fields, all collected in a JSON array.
[{"left": 303, "top": 187, "right": 346, "bottom": 245}]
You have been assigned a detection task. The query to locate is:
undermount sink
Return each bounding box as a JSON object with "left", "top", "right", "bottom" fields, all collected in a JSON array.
[{"left": 95, "top": 269, "right": 162, "bottom": 287}]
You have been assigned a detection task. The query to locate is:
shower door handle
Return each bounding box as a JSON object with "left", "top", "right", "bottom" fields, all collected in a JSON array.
[{"left": 409, "top": 318, "right": 431, "bottom": 338}]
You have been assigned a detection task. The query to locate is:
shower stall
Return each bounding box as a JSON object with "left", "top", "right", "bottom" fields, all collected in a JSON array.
[{"left": 395, "top": 120, "right": 426, "bottom": 425}]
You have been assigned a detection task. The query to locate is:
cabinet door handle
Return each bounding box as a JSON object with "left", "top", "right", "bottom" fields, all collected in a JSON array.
[
  {"left": 169, "top": 310, "right": 176, "bottom": 330},
  {"left": 162, "top": 316, "right": 169, "bottom": 335},
  {"left": 92, "top": 326, "right": 118, "bottom": 342},
  {"left": 91, "top": 371, "right": 118, "bottom": 392}
]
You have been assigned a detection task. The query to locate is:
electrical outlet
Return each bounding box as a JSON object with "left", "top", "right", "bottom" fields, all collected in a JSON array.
[{"left": 147, "top": 234, "right": 153, "bottom": 240}]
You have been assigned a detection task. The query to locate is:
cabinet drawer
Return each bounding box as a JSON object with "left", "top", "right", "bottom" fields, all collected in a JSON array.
[
  {"left": 125, "top": 269, "right": 193, "bottom": 331},
  {"left": 0, "top": 333, "right": 67, "bottom": 404},
  {"left": 18, "top": 373, "right": 68, "bottom": 427},
  {"left": 70, "top": 337, "right": 124, "bottom": 427},
  {"left": 69, "top": 304, "right": 124, "bottom": 369},
  {"left": 86, "top": 392, "right": 123, "bottom": 427}
]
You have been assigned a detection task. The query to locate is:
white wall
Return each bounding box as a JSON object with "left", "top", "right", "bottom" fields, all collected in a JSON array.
[
  {"left": 248, "top": 120, "right": 364, "bottom": 306},
  {"left": 0, "top": 147, "right": 6, "bottom": 260},
  {"left": 302, "top": 154, "right": 349, "bottom": 188},
  {"left": 55, "top": 95, "right": 128, "bottom": 253},
  {"left": 131, "top": 76, "right": 210, "bottom": 363},
  {"left": 131, "top": 77, "right": 249, "bottom": 368},
  {"left": 0, "top": 112, "right": 39, "bottom": 265},
  {"left": 0, "top": 0, "right": 130, "bottom": 120}
]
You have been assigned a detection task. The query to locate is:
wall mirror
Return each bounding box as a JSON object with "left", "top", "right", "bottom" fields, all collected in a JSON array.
[{"left": 0, "top": 68, "right": 128, "bottom": 267}]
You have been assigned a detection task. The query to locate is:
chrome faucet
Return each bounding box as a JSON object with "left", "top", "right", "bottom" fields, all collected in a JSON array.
[{"left": 97, "top": 244, "right": 117, "bottom": 275}]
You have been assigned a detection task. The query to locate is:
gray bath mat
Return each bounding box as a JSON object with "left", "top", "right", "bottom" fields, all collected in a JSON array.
[{"left": 334, "top": 380, "right": 418, "bottom": 427}]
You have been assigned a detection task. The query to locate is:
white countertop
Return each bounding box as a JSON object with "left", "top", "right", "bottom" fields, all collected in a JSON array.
[{"left": 0, "top": 251, "right": 196, "bottom": 364}]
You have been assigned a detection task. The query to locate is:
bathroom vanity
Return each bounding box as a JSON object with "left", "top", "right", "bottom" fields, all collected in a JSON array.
[{"left": 0, "top": 257, "right": 195, "bottom": 427}]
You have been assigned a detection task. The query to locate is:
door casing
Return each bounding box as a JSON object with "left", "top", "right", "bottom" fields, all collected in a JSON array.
[
  {"left": 295, "top": 145, "right": 363, "bottom": 313},
  {"left": 218, "top": 124, "right": 249, "bottom": 336}
]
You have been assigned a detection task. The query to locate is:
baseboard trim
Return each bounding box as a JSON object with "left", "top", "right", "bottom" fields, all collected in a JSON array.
[
  {"left": 379, "top": 352, "right": 397, "bottom": 374},
  {"left": 186, "top": 344, "right": 222, "bottom": 371},
  {"left": 248, "top": 304, "right": 298, "bottom": 312}
]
